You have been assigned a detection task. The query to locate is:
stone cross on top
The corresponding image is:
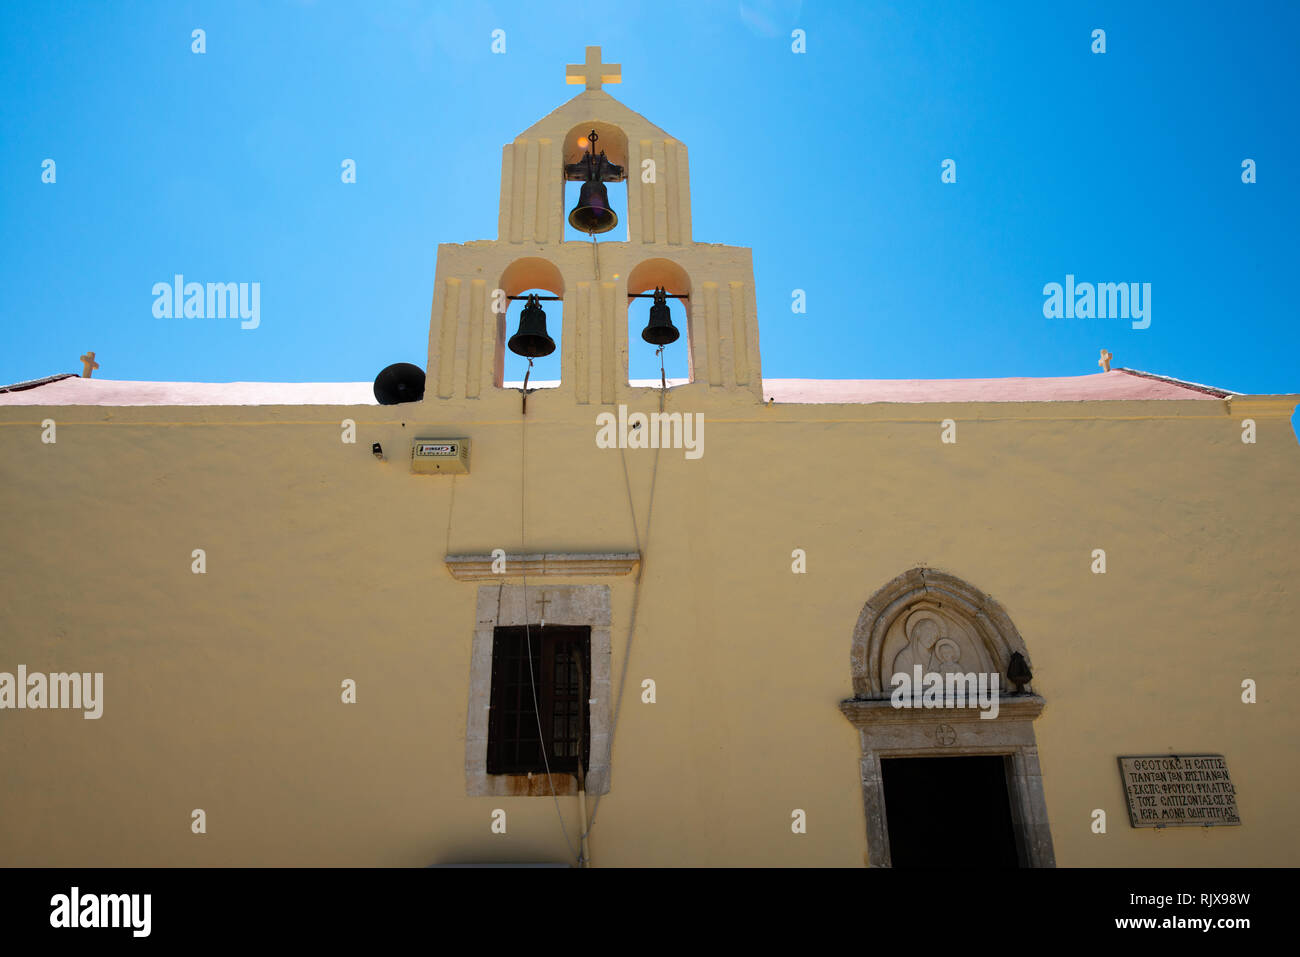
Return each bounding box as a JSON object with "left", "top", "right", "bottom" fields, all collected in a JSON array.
[{"left": 566, "top": 46, "right": 621, "bottom": 91}]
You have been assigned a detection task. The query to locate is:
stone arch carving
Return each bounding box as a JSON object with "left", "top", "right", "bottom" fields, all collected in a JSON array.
[{"left": 851, "top": 567, "right": 1032, "bottom": 697}]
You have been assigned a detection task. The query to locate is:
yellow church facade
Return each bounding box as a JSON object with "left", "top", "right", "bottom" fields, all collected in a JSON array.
[{"left": 1, "top": 49, "right": 1297, "bottom": 868}]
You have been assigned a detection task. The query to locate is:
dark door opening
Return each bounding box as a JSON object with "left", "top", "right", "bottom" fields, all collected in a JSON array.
[{"left": 881, "top": 755, "right": 1021, "bottom": 868}]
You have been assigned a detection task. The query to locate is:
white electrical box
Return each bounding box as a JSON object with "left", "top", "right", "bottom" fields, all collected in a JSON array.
[{"left": 411, "top": 438, "right": 470, "bottom": 474}]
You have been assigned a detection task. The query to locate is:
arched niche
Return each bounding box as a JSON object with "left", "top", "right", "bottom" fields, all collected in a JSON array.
[
  {"left": 851, "top": 567, "right": 1032, "bottom": 698},
  {"left": 562, "top": 122, "right": 629, "bottom": 175},
  {"left": 499, "top": 257, "right": 564, "bottom": 299},
  {"left": 626, "top": 258, "right": 694, "bottom": 384},
  {"left": 562, "top": 122, "right": 630, "bottom": 243},
  {"left": 495, "top": 258, "right": 565, "bottom": 388},
  {"left": 840, "top": 567, "right": 1055, "bottom": 868}
]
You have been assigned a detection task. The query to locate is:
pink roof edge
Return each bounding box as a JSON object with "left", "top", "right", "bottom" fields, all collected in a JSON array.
[{"left": 0, "top": 369, "right": 1252, "bottom": 407}]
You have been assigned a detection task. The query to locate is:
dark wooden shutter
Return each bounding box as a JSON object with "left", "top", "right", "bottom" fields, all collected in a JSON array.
[{"left": 487, "top": 625, "right": 590, "bottom": 776}]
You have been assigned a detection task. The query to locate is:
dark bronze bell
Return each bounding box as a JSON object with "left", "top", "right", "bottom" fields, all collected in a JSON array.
[
  {"left": 569, "top": 179, "right": 618, "bottom": 234},
  {"left": 640, "top": 287, "right": 680, "bottom": 345},
  {"left": 507, "top": 294, "right": 556, "bottom": 358}
]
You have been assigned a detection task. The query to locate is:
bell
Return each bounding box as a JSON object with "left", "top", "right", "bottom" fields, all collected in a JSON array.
[
  {"left": 640, "top": 287, "right": 680, "bottom": 345},
  {"left": 507, "top": 294, "right": 556, "bottom": 358},
  {"left": 568, "top": 179, "right": 618, "bottom": 235}
]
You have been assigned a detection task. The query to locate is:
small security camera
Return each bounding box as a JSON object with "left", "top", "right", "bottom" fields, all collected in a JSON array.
[{"left": 372, "top": 442, "right": 384, "bottom": 460}]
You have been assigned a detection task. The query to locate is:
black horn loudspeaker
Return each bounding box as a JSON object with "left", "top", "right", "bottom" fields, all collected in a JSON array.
[{"left": 373, "top": 362, "right": 426, "bottom": 405}]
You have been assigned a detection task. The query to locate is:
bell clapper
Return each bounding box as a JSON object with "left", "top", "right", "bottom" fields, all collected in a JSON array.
[{"left": 521, "top": 357, "right": 533, "bottom": 416}]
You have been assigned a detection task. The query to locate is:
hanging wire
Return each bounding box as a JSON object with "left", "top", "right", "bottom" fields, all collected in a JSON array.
[
  {"left": 519, "top": 394, "right": 582, "bottom": 865},
  {"left": 578, "top": 303, "right": 671, "bottom": 848},
  {"left": 582, "top": 428, "right": 662, "bottom": 846}
]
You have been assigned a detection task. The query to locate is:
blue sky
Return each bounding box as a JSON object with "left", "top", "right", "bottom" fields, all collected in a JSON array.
[{"left": 2, "top": 0, "right": 1297, "bottom": 398}]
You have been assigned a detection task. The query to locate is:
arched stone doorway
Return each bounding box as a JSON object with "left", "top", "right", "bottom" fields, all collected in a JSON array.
[{"left": 840, "top": 567, "right": 1055, "bottom": 867}]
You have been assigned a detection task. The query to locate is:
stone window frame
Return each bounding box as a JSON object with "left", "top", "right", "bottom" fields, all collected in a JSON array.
[
  {"left": 840, "top": 568, "right": 1056, "bottom": 867},
  {"left": 466, "top": 584, "right": 611, "bottom": 797}
]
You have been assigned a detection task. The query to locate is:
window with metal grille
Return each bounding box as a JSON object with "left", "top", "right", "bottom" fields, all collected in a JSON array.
[{"left": 486, "top": 625, "right": 591, "bottom": 776}]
